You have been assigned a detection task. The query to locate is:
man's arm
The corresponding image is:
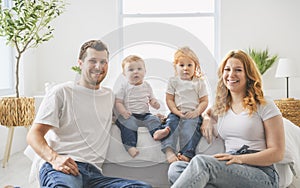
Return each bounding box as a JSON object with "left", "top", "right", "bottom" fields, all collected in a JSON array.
[{"left": 27, "top": 123, "right": 79, "bottom": 176}]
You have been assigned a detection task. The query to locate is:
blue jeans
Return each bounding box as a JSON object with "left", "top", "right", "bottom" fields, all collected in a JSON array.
[
  {"left": 40, "top": 161, "right": 152, "bottom": 188},
  {"left": 116, "top": 113, "right": 163, "bottom": 151},
  {"left": 168, "top": 155, "right": 279, "bottom": 188},
  {"left": 161, "top": 113, "right": 202, "bottom": 159}
]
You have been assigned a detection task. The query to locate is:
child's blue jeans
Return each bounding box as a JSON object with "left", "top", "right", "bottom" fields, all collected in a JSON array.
[
  {"left": 116, "top": 113, "right": 163, "bottom": 151},
  {"left": 161, "top": 113, "right": 202, "bottom": 159}
]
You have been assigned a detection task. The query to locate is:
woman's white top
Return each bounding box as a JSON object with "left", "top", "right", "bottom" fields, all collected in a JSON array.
[{"left": 217, "top": 97, "right": 281, "bottom": 152}]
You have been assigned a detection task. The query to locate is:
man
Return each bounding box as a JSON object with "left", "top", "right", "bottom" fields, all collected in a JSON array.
[{"left": 27, "top": 40, "right": 152, "bottom": 188}]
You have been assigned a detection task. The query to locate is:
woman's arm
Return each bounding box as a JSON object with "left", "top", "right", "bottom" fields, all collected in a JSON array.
[
  {"left": 201, "top": 108, "right": 218, "bottom": 143},
  {"left": 214, "top": 115, "right": 285, "bottom": 166}
]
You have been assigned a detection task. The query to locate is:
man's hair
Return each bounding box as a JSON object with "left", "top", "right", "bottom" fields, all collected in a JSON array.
[{"left": 78, "top": 40, "right": 109, "bottom": 60}]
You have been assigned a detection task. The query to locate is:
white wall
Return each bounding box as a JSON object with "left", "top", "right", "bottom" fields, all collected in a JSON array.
[
  {"left": 220, "top": 0, "right": 300, "bottom": 99},
  {"left": 0, "top": 0, "right": 120, "bottom": 160},
  {"left": 1, "top": 0, "right": 300, "bottom": 159},
  {"left": 23, "top": 0, "right": 120, "bottom": 96}
]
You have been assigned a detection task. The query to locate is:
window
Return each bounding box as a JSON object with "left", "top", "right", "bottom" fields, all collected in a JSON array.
[
  {"left": 0, "top": 0, "right": 14, "bottom": 96},
  {"left": 112, "top": 0, "right": 220, "bottom": 106},
  {"left": 119, "top": 0, "right": 220, "bottom": 60}
]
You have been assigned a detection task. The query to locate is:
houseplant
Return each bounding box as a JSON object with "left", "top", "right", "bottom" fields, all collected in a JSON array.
[
  {"left": 0, "top": 0, "right": 65, "bottom": 127},
  {"left": 247, "top": 48, "right": 278, "bottom": 75}
]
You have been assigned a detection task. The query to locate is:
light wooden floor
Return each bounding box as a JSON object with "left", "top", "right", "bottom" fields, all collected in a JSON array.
[{"left": 0, "top": 151, "right": 38, "bottom": 188}]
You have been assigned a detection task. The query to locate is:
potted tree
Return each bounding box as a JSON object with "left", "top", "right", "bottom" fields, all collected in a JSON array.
[
  {"left": 247, "top": 48, "right": 278, "bottom": 75},
  {"left": 0, "top": 0, "right": 65, "bottom": 127},
  {"left": 0, "top": 0, "right": 65, "bottom": 167}
]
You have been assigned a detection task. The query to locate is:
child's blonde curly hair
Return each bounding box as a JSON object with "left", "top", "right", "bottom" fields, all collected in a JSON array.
[{"left": 173, "top": 47, "right": 202, "bottom": 78}]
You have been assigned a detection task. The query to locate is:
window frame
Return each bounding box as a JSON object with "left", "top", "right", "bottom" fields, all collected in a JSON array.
[
  {"left": 0, "top": 0, "right": 14, "bottom": 96},
  {"left": 118, "top": 0, "right": 220, "bottom": 61}
]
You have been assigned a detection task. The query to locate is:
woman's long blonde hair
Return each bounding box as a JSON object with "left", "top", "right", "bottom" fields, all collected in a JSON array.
[{"left": 213, "top": 50, "right": 265, "bottom": 116}]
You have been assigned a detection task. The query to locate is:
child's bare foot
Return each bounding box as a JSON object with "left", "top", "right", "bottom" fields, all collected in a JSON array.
[
  {"left": 177, "top": 153, "right": 191, "bottom": 162},
  {"left": 166, "top": 149, "right": 178, "bottom": 163},
  {"left": 128, "top": 147, "right": 139, "bottom": 158},
  {"left": 153, "top": 126, "right": 170, "bottom": 141}
]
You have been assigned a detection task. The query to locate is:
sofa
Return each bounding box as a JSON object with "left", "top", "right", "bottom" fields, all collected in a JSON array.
[
  {"left": 25, "top": 75, "right": 300, "bottom": 187},
  {"left": 25, "top": 66, "right": 300, "bottom": 187},
  {"left": 101, "top": 72, "right": 300, "bottom": 187},
  {"left": 102, "top": 117, "right": 300, "bottom": 188}
]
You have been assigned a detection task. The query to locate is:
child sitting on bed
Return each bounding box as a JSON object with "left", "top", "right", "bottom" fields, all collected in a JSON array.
[
  {"left": 161, "top": 47, "right": 209, "bottom": 163},
  {"left": 115, "top": 55, "right": 171, "bottom": 158}
]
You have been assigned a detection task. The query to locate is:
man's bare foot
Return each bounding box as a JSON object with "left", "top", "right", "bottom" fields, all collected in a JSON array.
[
  {"left": 153, "top": 126, "right": 170, "bottom": 141},
  {"left": 166, "top": 149, "right": 178, "bottom": 163},
  {"left": 128, "top": 147, "right": 139, "bottom": 158},
  {"left": 177, "top": 153, "right": 191, "bottom": 162}
]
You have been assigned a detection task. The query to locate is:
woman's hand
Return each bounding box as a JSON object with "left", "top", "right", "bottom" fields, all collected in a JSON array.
[
  {"left": 200, "top": 117, "right": 216, "bottom": 144},
  {"left": 214, "top": 153, "right": 243, "bottom": 165}
]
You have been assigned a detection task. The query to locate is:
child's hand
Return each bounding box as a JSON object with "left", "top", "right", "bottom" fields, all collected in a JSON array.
[
  {"left": 121, "top": 110, "right": 131, "bottom": 119},
  {"left": 156, "top": 113, "right": 166, "bottom": 123},
  {"left": 178, "top": 112, "right": 186, "bottom": 118},
  {"left": 183, "top": 110, "right": 199, "bottom": 119},
  {"left": 150, "top": 99, "right": 160, "bottom": 110}
]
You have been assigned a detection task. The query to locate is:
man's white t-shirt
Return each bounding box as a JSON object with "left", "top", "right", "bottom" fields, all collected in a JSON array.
[
  {"left": 217, "top": 97, "right": 281, "bottom": 152},
  {"left": 34, "top": 81, "right": 114, "bottom": 168}
]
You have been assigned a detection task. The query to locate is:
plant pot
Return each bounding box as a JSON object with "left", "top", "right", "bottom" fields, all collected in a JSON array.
[
  {"left": 274, "top": 98, "right": 300, "bottom": 127},
  {"left": 0, "top": 97, "right": 35, "bottom": 127}
]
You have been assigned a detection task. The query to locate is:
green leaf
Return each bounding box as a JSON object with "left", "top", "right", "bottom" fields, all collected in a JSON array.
[
  {"left": 246, "top": 48, "right": 278, "bottom": 75},
  {"left": 0, "top": 0, "right": 66, "bottom": 96},
  {"left": 72, "top": 66, "right": 81, "bottom": 74}
]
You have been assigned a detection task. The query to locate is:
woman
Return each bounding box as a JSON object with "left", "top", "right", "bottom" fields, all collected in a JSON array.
[{"left": 168, "top": 50, "right": 285, "bottom": 188}]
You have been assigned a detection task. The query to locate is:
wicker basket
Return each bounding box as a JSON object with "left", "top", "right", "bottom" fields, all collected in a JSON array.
[
  {"left": 274, "top": 98, "right": 300, "bottom": 127},
  {"left": 0, "top": 97, "right": 35, "bottom": 127}
]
